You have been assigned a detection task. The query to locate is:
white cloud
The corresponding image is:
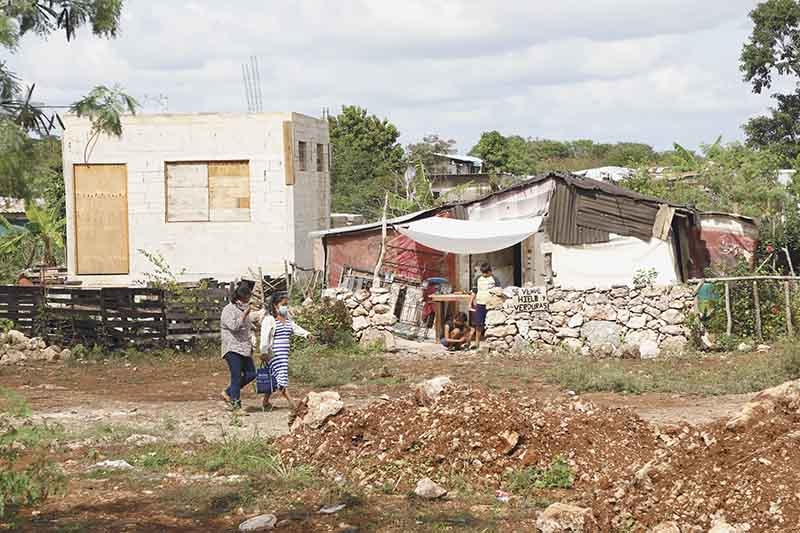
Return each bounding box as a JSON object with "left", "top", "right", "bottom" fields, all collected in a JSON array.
[{"left": 2, "top": 0, "right": 772, "bottom": 151}]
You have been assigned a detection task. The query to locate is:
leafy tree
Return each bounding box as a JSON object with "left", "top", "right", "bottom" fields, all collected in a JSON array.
[
  {"left": 0, "top": 204, "right": 65, "bottom": 268},
  {"left": 70, "top": 84, "right": 139, "bottom": 162},
  {"left": 469, "top": 131, "right": 509, "bottom": 173},
  {"left": 505, "top": 135, "right": 537, "bottom": 175},
  {"left": 406, "top": 134, "right": 456, "bottom": 175},
  {"left": 329, "top": 105, "right": 405, "bottom": 220},
  {"left": 740, "top": 0, "right": 800, "bottom": 162}
]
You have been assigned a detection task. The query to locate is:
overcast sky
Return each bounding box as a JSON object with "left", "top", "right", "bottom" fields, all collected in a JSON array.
[{"left": 6, "top": 0, "right": 775, "bottom": 153}]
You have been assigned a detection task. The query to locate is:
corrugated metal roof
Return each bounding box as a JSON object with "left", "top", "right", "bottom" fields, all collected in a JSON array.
[
  {"left": 433, "top": 153, "right": 484, "bottom": 165},
  {"left": 0, "top": 197, "right": 26, "bottom": 214},
  {"left": 308, "top": 209, "right": 442, "bottom": 238}
]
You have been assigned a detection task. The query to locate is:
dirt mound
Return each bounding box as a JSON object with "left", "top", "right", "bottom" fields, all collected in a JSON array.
[
  {"left": 279, "top": 384, "right": 656, "bottom": 491},
  {"left": 600, "top": 381, "right": 800, "bottom": 532}
]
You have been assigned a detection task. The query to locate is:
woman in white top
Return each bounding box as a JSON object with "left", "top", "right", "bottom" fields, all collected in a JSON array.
[{"left": 259, "top": 293, "right": 314, "bottom": 410}]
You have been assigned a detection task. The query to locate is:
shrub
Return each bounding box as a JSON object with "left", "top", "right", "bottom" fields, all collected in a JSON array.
[
  {"left": 0, "top": 421, "right": 65, "bottom": 518},
  {"left": 292, "top": 298, "right": 353, "bottom": 347},
  {"left": 506, "top": 457, "right": 574, "bottom": 493}
]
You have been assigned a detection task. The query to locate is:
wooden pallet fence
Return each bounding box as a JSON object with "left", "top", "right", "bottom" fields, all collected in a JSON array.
[
  {"left": 0, "top": 286, "right": 44, "bottom": 336},
  {"left": 0, "top": 285, "right": 231, "bottom": 349}
]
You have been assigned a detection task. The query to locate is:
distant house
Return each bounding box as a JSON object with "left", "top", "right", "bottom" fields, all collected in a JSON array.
[
  {"left": 61, "top": 112, "right": 330, "bottom": 286},
  {"left": 0, "top": 197, "right": 28, "bottom": 232},
  {"left": 330, "top": 213, "right": 366, "bottom": 229},
  {"left": 423, "top": 153, "right": 493, "bottom": 202}
]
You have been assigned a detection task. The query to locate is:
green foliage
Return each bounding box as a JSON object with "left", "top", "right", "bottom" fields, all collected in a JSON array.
[
  {"left": 290, "top": 297, "right": 354, "bottom": 347},
  {"left": 0, "top": 388, "right": 31, "bottom": 418},
  {"left": 546, "top": 350, "right": 797, "bottom": 396},
  {"left": 468, "top": 131, "right": 661, "bottom": 176},
  {"left": 506, "top": 457, "right": 574, "bottom": 492},
  {"left": 740, "top": 0, "right": 800, "bottom": 161},
  {"left": 290, "top": 343, "right": 386, "bottom": 388},
  {"left": 329, "top": 105, "right": 405, "bottom": 220},
  {"left": 0, "top": 421, "right": 66, "bottom": 518},
  {"left": 70, "top": 84, "right": 139, "bottom": 162},
  {"left": 405, "top": 134, "right": 457, "bottom": 176},
  {"left": 0, "top": 204, "right": 66, "bottom": 279}
]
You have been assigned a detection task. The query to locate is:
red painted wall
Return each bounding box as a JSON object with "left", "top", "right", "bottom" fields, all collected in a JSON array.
[{"left": 326, "top": 228, "right": 456, "bottom": 287}]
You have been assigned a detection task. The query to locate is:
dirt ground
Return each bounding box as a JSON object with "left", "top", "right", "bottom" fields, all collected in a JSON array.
[{"left": 0, "top": 343, "right": 759, "bottom": 532}]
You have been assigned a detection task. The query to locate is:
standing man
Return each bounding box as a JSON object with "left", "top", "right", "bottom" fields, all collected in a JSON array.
[{"left": 470, "top": 262, "right": 500, "bottom": 349}]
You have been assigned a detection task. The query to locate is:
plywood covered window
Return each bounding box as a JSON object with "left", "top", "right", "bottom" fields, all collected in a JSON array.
[
  {"left": 297, "top": 141, "right": 308, "bottom": 172},
  {"left": 166, "top": 161, "right": 250, "bottom": 222},
  {"left": 316, "top": 143, "right": 325, "bottom": 172}
]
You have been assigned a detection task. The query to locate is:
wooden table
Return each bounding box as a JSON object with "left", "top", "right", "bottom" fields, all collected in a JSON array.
[{"left": 430, "top": 293, "right": 473, "bottom": 340}]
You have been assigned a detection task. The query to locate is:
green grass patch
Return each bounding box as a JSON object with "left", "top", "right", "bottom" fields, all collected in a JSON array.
[
  {"left": 0, "top": 388, "right": 31, "bottom": 418},
  {"left": 127, "top": 436, "right": 316, "bottom": 489},
  {"left": 291, "top": 343, "right": 386, "bottom": 388},
  {"left": 545, "top": 344, "right": 800, "bottom": 396},
  {"left": 506, "top": 457, "right": 574, "bottom": 493}
]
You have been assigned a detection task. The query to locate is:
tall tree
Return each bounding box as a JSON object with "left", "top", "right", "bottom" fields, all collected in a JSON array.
[
  {"left": 468, "top": 131, "right": 509, "bottom": 173},
  {"left": 740, "top": 0, "right": 800, "bottom": 162},
  {"left": 405, "top": 134, "right": 456, "bottom": 175},
  {"left": 329, "top": 105, "right": 405, "bottom": 220}
]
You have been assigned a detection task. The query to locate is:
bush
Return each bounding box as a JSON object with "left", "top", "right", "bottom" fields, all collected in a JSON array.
[
  {"left": 292, "top": 298, "right": 353, "bottom": 347},
  {"left": 0, "top": 421, "right": 65, "bottom": 518},
  {"left": 506, "top": 457, "right": 574, "bottom": 493}
]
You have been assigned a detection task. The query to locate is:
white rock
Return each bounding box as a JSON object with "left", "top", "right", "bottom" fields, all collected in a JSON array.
[
  {"left": 360, "top": 329, "right": 396, "bottom": 352},
  {"left": 660, "top": 325, "right": 686, "bottom": 336},
  {"left": 660, "top": 336, "right": 688, "bottom": 354},
  {"left": 485, "top": 324, "right": 517, "bottom": 338},
  {"left": 42, "top": 346, "right": 60, "bottom": 362},
  {"left": 351, "top": 316, "right": 370, "bottom": 332},
  {"left": 737, "top": 342, "right": 752, "bottom": 352},
  {"left": 354, "top": 289, "right": 370, "bottom": 302},
  {"left": 556, "top": 328, "right": 580, "bottom": 338},
  {"left": 371, "top": 294, "right": 391, "bottom": 305},
  {"left": 352, "top": 306, "right": 367, "bottom": 317},
  {"left": 581, "top": 321, "right": 623, "bottom": 351},
  {"left": 371, "top": 287, "right": 389, "bottom": 295},
  {"left": 414, "top": 376, "right": 452, "bottom": 406},
  {"left": 567, "top": 314, "right": 584, "bottom": 328},
  {"left": 485, "top": 310, "right": 507, "bottom": 326},
  {"left": 660, "top": 309, "right": 685, "bottom": 325},
  {"left": 372, "top": 313, "right": 397, "bottom": 327},
  {"left": 294, "top": 391, "right": 344, "bottom": 430},
  {"left": 92, "top": 459, "right": 134, "bottom": 471},
  {"left": 626, "top": 315, "right": 647, "bottom": 329},
  {"left": 562, "top": 338, "right": 583, "bottom": 353},
  {"left": 536, "top": 503, "right": 596, "bottom": 533},
  {"left": 124, "top": 434, "right": 160, "bottom": 447},
  {"left": 414, "top": 477, "right": 447, "bottom": 499},
  {"left": 344, "top": 299, "right": 360, "bottom": 309},
  {"left": 60, "top": 348, "right": 73, "bottom": 361},
  {"left": 639, "top": 340, "right": 660, "bottom": 360},
  {"left": 372, "top": 304, "right": 391, "bottom": 314},
  {"left": 517, "top": 320, "right": 530, "bottom": 338},
  {"left": 549, "top": 301, "right": 573, "bottom": 314},
  {"left": 1, "top": 350, "right": 26, "bottom": 365},
  {"left": 239, "top": 514, "right": 277, "bottom": 531},
  {"left": 7, "top": 330, "right": 27, "bottom": 346}
]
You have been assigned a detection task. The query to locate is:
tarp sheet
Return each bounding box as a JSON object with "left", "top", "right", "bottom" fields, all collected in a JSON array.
[{"left": 397, "top": 216, "right": 543, "bottom": 254}]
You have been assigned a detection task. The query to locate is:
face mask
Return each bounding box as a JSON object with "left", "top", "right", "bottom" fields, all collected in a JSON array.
[{"left": 278, "top": 305, "right": 289, "bottom": 317}]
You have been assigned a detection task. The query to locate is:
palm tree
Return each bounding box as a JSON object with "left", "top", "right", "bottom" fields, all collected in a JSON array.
[
  {"left": 0, "top": 205, "right": 65, "bottom": 268},
  {"left": 69, "top": 84, "right": 139, "bottom": 163}
]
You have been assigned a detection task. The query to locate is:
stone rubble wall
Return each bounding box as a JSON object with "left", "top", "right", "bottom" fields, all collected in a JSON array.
[
  {"left": 325, "top": 284, "right": 696, "bottom": 358},
  {"left": 0, "top": 330, "right": 73, "bottom": 365}
]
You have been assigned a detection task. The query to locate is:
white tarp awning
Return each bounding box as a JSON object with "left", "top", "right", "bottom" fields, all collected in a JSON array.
[{"left": 397, "top": 216, "right": 544, "bottom": 254}]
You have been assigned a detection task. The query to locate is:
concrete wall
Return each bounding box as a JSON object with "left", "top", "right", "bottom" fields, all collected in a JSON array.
[
  {"left": 290, "top": 113, "right": 331, "bottom": 270},
  {"left": 62, "top": 112, "right": 330, "bottom": 285}
]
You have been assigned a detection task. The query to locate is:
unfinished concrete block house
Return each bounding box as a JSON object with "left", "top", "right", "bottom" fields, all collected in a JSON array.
[{"left": 62, "top": 112, "right": 330, "bottom": 285}]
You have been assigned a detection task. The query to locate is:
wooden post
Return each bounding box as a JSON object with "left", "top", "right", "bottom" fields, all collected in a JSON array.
[
  {"left": 284, "top": 260, "right": 292, "bottom": 297},
  {"left": 372, "top": 192, "right": 389, "bottom": 289},
  {"left": 753, "top": 280, "right": 762, "bottom": 341},
  {"left": 785, "top": 280, "right": 794, "bottom": 337},
  {"left": 724, "top": 281, "right": 732, "bottom": 337}
]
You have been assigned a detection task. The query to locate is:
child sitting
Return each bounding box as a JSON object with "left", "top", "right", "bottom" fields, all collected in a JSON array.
[{"left": 441, "top": 312, "right": 472, "bottom": 351}]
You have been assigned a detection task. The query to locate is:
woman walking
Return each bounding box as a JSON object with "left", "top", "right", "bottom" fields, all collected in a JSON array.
[
  {"left": 259, "top": 293, "right": 313, "bottom": 410},
  {"left": 220, "top": 282, "right": 256, "bottom": 410}
]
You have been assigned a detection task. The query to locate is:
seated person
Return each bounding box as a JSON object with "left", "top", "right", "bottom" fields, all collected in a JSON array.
[{"left": 441, "top": 312, "right": 472, "bottom": 351}]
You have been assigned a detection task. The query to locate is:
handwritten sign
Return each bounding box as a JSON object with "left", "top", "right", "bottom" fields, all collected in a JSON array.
[{"left": 513, "top": 287, "right": 548, "bottom": 313}]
